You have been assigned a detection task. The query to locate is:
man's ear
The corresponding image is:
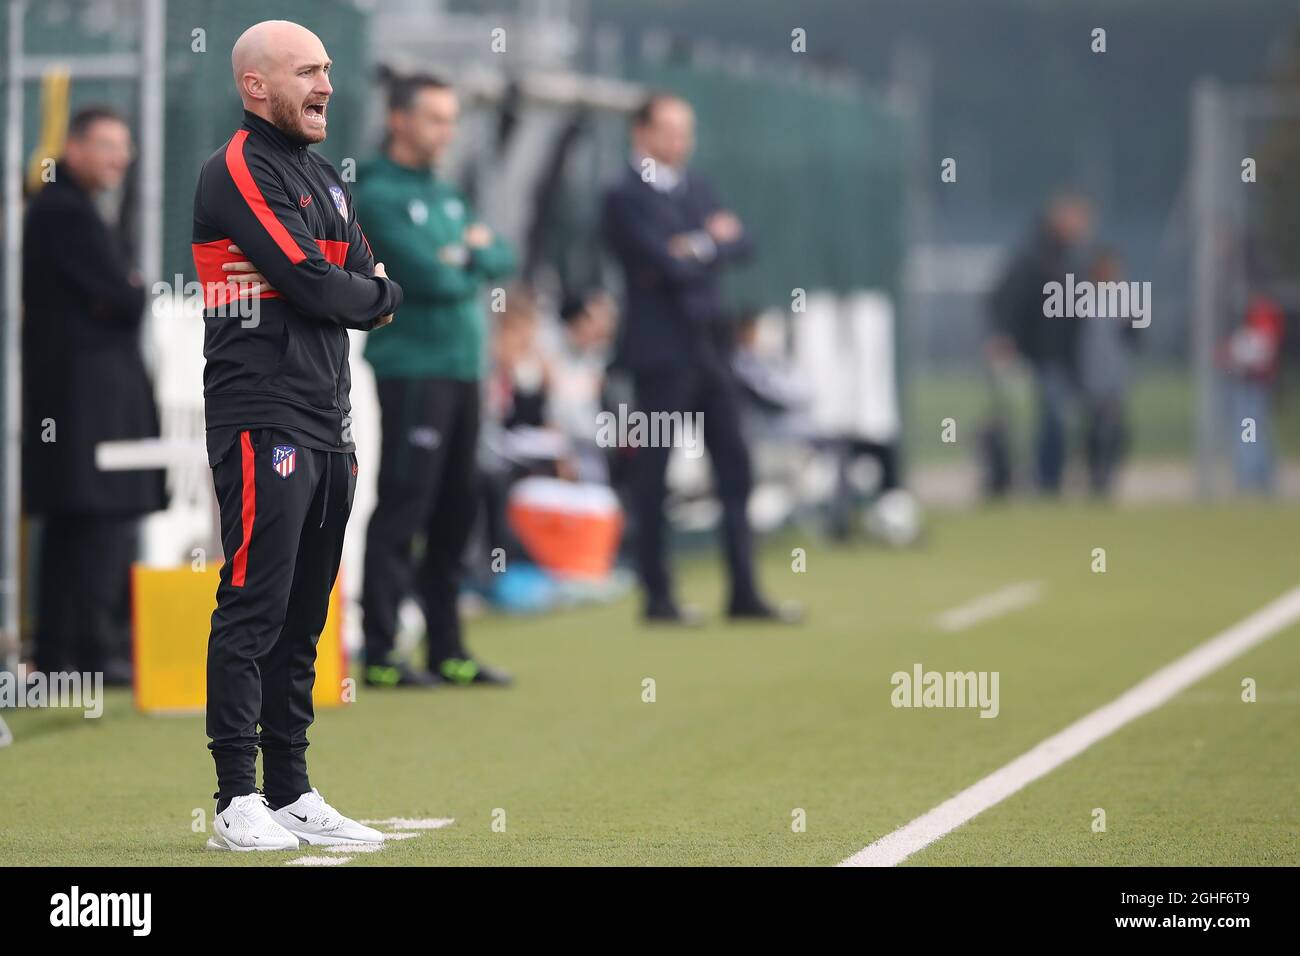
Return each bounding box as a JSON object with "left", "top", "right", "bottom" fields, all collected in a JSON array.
[{"left": 241, "top": 73, "right": 267, "bottom": 102}]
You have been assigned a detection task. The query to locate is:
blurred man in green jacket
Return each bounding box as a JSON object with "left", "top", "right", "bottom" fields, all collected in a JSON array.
[{"left": 357, "top": 74, "right": 515, "bottom": 688}]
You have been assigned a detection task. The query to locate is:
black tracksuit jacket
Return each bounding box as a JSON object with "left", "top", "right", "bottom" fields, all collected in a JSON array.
[
  {"left": 192, "top": 111, "right": 403, "bottom": 463},
  {"left": 195, "top": 112, "right": 401, "bottom": 801}
]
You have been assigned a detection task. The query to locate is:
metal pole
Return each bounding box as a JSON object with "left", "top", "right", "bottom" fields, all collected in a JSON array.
[
  {"left": 2, "top": 0, "right": 29, "bottom": 679},
  {"left": 138, "top": 0, "right": 165, "bottom": 285},
  {"left": 1190, "top": 78, "right": 1223, "bottom": 502}
]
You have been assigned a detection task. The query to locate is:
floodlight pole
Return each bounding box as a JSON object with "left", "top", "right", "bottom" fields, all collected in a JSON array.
[
  {"left": 1, "top": 0, "right": 29, "bottom": 682},
  {"left": 1190, "top": 78, "right": 1223, "bottom": 503},
  {"left": 139, "top": 0, "right": 166, "bottom": 285}
]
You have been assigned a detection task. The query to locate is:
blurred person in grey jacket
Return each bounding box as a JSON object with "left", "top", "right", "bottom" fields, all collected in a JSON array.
[{"left": 1078, "top": 247, "right": 1139, "bottom": 497}]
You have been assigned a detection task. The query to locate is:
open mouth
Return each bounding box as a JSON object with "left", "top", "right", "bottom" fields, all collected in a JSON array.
[{"left": 304, "top": 101, "right": 328, "bottom": 125}]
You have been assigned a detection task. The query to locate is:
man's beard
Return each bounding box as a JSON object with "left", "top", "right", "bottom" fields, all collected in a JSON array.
[{"left": 268, "top": 89, "right": 325, "bottom": 144}]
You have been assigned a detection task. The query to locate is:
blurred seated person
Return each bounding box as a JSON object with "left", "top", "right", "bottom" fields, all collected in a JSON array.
[
  {"left": 729, "top": 308, "right": 815, "bottom": 442},
  {"left": 546, "top": 290, "right": 618, "bottom": 483},
  {"left": 487, "top": 288, "right": 548, "bottom": 428},
  {"left": 475, "top": 289, "right": 561, "bottom": 579}
]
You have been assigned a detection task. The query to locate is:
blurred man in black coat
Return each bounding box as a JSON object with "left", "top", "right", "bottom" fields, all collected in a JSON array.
[
  {"left": 22, "top": 106, "right": 165, "bottom": 680},
  {"left": 602, "top": 93, "right": 794, "bottom": 625},
  {"left": 986, "top": 193, "right": 1093, "bottom": 494}
]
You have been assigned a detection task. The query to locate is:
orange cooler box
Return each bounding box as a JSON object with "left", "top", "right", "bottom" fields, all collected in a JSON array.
[{"left": 506, "top": 477, "right": 623, "bottom": 579}]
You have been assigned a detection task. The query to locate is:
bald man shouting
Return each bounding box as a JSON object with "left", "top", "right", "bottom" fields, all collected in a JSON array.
[{"left": 193, "top": 20, "right": 401, "bottom": 850}]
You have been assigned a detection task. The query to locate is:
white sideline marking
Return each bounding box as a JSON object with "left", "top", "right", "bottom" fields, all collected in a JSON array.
[
  {"left": 288, "top": 855, "right": 351, "bottom": 866},
  {"left": 842, "top": 584, "right": 1300, "bottom": 867},
  {"left": 935, "top": 581, "right": 1044, "bottom": 632},
  {"left": 361, "top": 817, "right": 455, "bottom": 831},
  {"left": 281, "top": 817, "right": 453, "bottom": 864},
  {"left": 326, "top": 842, "right": 385, "bottom": 853}
]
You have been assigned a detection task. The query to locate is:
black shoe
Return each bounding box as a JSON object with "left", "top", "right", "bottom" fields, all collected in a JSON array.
[
  {"left": 727, "top": 597, "right": 805, "bottom": 624},
  {"left": 643, "top": 599, "right": 706, "bottom": 627},
  {"left": 365, "top": 662, "right": 438, "bottom": 688},
  {"left": 433, "top": 657, "right": 513, "bottom": 687}
]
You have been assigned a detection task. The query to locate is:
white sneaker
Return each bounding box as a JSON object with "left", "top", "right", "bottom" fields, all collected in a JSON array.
[
  {"left": 207, "top": 793, "right": 301, "bottom": 851},
  {"left": 268, "top": 788, "right": 384, "bottom": 846}
]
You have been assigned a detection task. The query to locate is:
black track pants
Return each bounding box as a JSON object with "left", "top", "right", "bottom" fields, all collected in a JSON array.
[
  {"left": 362, "top": 378, "right": 479, "bottom": 670},
  {"left": 631, "top": 366, "right": 759, "bottom": 608},
  {"left": 206, "top": 428, "right": 356, "bottom": 803}
]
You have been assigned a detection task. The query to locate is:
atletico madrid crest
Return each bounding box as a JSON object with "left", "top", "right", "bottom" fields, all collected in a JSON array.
[
  {"left": 329, "top": 185, "right": 348, "bottom": 219},
  {"left": 272, "top": 444, "right": 297, "bottom": 478}
]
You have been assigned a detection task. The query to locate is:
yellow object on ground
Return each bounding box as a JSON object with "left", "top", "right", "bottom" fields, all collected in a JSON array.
[{"left": 131, "top": 565, "right": 347, "bottom": 713}]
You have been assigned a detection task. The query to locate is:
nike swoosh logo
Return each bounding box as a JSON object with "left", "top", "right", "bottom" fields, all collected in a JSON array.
[
  {"left": 299, "top": 194, "right": 313, "bottom": 207},
  {"left": 288, "top": 811, "right": 309, "bottom": 823},
  {"left": 220, "top": 815, "right": 229, "bottom": 828}
]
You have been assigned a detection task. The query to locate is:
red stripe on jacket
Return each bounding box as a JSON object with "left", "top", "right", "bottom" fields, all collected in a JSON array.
[
  {"left": 231, "top": 431, "right": 256, "bottom": 588},
  {"left": 191, "top": 237, "right": 350, "bottom": 309},
  {"left": 315, "top": 239, "right": 349, "bottom": 266},
  {"left": 224, "top": 129, "right": 308, "bottom": 265}
]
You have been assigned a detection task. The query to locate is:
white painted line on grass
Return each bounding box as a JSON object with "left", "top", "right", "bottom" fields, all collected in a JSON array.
[
  {"left": 280, "top": 815, "right": 454, "bottom": 864},
  {"left": 287, "top": 855, "right": 351, "bottom": 866},
  {"left": 326, "top": 842, "right": 386, "bottom": 853},
  {"left": 361, "top": 817, "right": 455, "bottom": 831},
  {"left": 935, "top": 581, "right": 1044, "bottom": 633},
  {"left": 843, "top": 583, "right": 1300, "bottom": 867}
]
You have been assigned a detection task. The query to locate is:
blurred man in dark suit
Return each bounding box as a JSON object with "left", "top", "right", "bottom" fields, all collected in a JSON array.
[
  {"left": 22, "top": 106, "right": 165, "bottom": 681},
  {"left": 602, "top": 93, "right": 794, "bottom": 626}
]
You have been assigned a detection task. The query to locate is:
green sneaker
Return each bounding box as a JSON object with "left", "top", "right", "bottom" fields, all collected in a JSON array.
[
  {"left": 365, "top": 662, "right": 437, "bottom": 688},
  {"left": 436, "top": 657, "right": 513, "bottom": 686}
]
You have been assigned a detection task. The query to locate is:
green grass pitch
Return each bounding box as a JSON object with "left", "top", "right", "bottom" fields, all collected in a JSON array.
[{"left": 1, "top": 503, "right": 1297, "bottom": 866}]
